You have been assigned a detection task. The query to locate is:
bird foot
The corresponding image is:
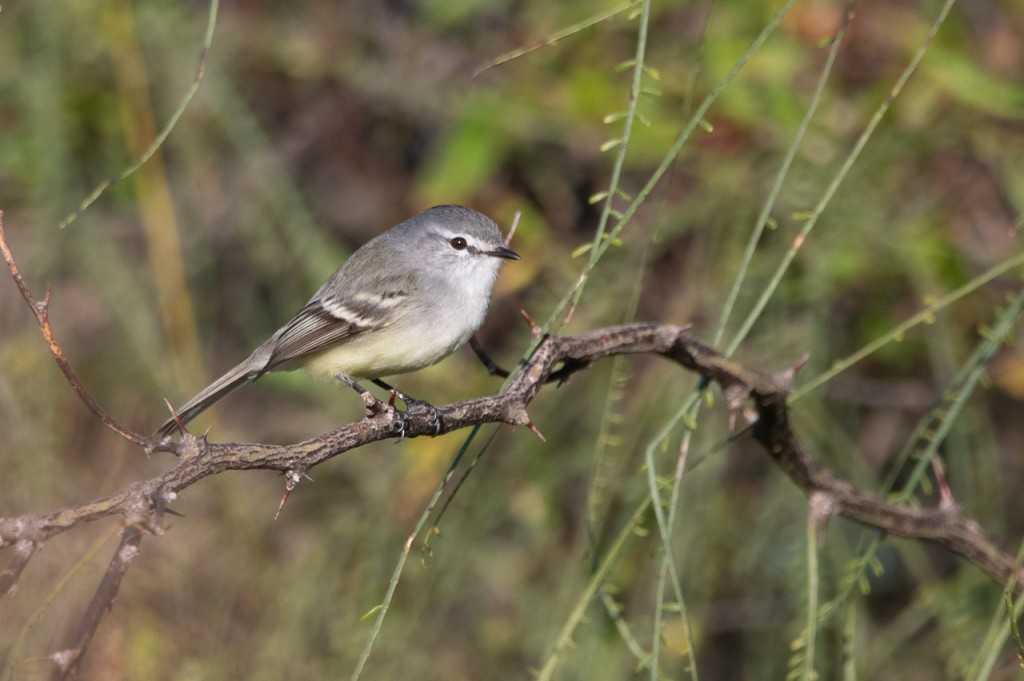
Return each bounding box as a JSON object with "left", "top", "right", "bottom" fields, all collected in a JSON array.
[{"left": 389, "top": 387, "right": 443, "bottom": 436}]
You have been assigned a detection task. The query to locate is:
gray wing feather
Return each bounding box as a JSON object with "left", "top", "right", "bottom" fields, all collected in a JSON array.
[
  {"left": 155, "top": 359, "right": 257, "bottom": 438},
  {"left": 265, "top": 265, "right": 418, "bottom": 368},
  {"left": 156, "top": 266, "right": 417, "bottom": 437},
  {"left": 262, "top": 302, "right": 365, "bottom": 370}
]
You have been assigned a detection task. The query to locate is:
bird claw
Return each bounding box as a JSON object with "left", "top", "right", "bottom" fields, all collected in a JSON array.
[
  {"left": 393, "top": 411, "right": 407, "bottom": 441},
  {"left": 376, "top": 386, "right": 442, "bottom": 438},
  {"left": 360, "top": 382, "right": 442, "bottom": 438},
  {"left": 400, "top": 395, "right": 443, "bottom": 435}
]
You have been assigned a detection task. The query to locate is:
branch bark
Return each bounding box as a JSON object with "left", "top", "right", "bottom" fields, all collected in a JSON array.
[
  {"left": 2, "top": 322, "right": 1021, "bottom": 592},
  {"left": 3, "top": 208, "right": 1022, "bottom": 676}
]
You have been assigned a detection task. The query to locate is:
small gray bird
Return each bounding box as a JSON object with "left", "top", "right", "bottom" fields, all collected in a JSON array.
[{"left": 156, "top": 205, "right": 519, "bottom": 438}]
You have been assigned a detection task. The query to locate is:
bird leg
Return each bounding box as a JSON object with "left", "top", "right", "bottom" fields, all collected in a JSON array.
[
  {"left": 471, "top": 335, "right": 586, "bottom": 386},
  {"left": 335, "top": 373, "right": 390, "bottom": 418},
  {"left": 469, "top": 336, "right": 511, "bottom": 378}
]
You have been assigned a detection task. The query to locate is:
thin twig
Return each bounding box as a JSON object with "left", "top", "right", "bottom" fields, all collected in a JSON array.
[
  {"left": 52, "top": 526, "right": 144, "bottom": 681},
  {"left": 57, "top": 0, "right": 220, "bottom": 229},
  {"left": 0, "top": 213, "right": 147, "bottom": 446},
  {"left": 472, "top": 1, "right": 642, "bottom": 77}
]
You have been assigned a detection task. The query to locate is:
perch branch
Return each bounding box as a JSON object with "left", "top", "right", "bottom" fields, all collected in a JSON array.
[
  {"left": 3, "top": 219, "right": 1022, "bottom": 675},
  {"left": 1, "top": 323, "right": 1020, "bottom": 594}
]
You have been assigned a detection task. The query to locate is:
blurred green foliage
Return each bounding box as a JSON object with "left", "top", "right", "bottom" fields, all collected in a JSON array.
[{"left": 2, "top": 0, "right": 1024, "bottom": 679}]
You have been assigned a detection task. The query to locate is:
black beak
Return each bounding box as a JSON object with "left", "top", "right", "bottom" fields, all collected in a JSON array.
[{"left": 488, "top": 245, "right": 520, "bottom": 260}]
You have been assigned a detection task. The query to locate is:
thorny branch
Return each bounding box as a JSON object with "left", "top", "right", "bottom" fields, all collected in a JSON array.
[
  {"left": 2, "top": 211, "right": 1022, "bottom": 678},
  {"left": 0, "top": 212, "right": 146, "bottom": 446}
]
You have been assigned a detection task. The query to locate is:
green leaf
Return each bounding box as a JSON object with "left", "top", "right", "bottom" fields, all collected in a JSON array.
[
  {"left": 571, "top": 243, "right": 594, "bottom": 258},
  {"left": 360, "top": 604, "right": 383, "bottom": 622}
]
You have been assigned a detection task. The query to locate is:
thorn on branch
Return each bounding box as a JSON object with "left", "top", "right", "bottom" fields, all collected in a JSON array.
[
  {"left": 160, "top": 398, "right": 188, "bottom": 440},
  {"left": 525, "top": 420, "right": 546, "bottom": 442},
  {"left": 774, "top": 351, "right": 811, "bottom": 391},
  {"left": 275, "top": 469, "right": 312, "bottom": 520},
  {"left": 520, "top": 309, "right": 542, "bottom": 337}
]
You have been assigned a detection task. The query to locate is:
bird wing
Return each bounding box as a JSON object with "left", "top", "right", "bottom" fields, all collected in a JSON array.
[{"left": 263, "top": 269, "right": 417, "bottom": 371}]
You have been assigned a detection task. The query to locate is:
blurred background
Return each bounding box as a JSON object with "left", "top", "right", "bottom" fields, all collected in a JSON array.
[{"left": 1, "top": 0, "right": 1023, "bottom": 679}]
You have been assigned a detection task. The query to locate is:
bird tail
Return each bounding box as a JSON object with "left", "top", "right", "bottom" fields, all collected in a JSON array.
[{"left": 155, "top": 360, "right": 258, "bottom": 439}]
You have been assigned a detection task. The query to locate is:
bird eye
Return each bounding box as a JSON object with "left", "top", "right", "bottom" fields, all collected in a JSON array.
[{"left": 449, "top": 237, "right": 468, "bottom": 250}]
